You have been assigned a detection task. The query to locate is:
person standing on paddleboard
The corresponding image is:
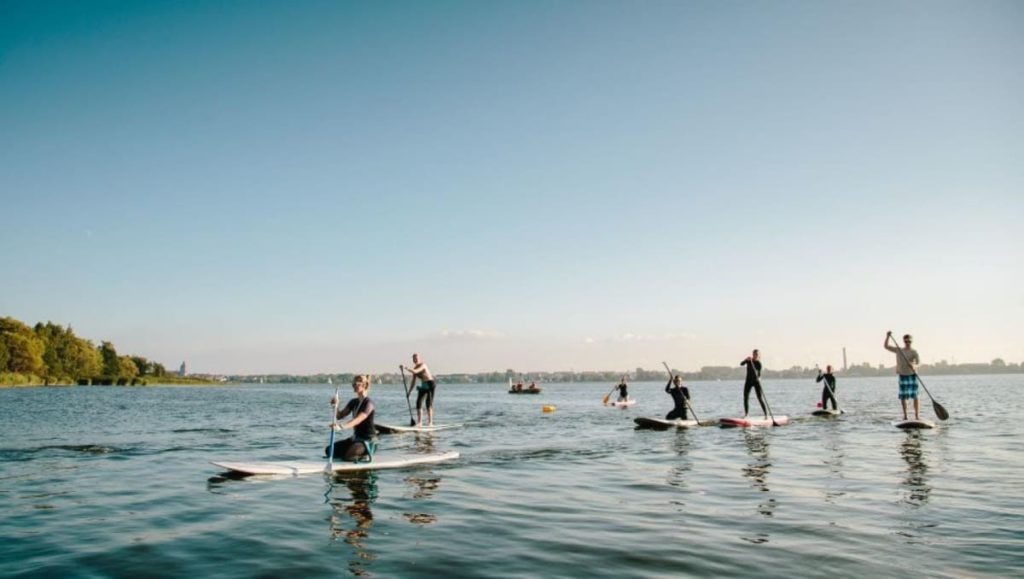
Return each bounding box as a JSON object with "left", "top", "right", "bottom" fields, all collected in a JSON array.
[
  {"left": 405, "top": 353, "right": 438, "bottom": 427},
  {"left": 741, "top": 349, "right": 768, "bottom": 419},
  {"left": 616, "top": 376, "right": 629, "bottom": 402},
  {"left": 326, "top": 374, "right": 377, "bottom": 461},
  {"left": 665, "top": 374, "right": 690, "bottom": 420},
  {"left": 885, "top": 332, "right": 921, "bottom": 420},
  {"left": 816, "top": 365, "right": 838, "bottom": 411}
]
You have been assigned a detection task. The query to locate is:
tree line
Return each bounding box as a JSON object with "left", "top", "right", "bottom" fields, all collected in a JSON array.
[{"left": 0, "top": 317, "right": 168, "bottom": 385}]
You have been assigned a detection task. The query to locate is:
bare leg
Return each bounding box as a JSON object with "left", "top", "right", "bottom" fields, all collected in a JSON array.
[
  {"left": 428, "top": 407, "right": 434, "bottom": 426},
  {"left": 900, "top": 399, "right": 909, "bottom": 420},
  {"left": 913, "top": 398, "right": 920, "bottom": 420}
]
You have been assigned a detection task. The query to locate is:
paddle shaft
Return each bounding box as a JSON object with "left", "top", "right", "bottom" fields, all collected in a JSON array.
[
  {"left": 399, "top": 365, "right": 416, "bottom": 426},
  {"left": 746, "top": 358, "right": 778, "bottom": 426},
  {"left": 662, "top": 362, "right": 701, "bottom": 423},
  {"left": 326, "top": 383, "right": 340, "bottom": 472},
  {"left": 887, "top": 334, "right": 948, "bottom": 420}
]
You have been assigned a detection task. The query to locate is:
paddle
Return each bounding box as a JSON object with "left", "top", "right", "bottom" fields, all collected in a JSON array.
[
  {"left": 326, "top": 380, "right": 340, "bottom": 473},
  {"left": 661, "top": 362, "right": 703, "bottom": 424},
  {"left": 816, "top": 365, "right": 844, "bottom": 414},
  {"left": 887, "top": 333, "right": 949, "bottom": 421},
  {"left": 747, "top": 357, "right": 779, "bottom": 426},
  {"left": 399, "top": 365, "right": 416, "bottom": 426},
  {"left": 602, "top": 375, "right": 625, "bottom": 405}
]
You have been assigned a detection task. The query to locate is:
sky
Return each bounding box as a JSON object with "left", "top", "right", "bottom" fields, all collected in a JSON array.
[{"left": 1, "top": 0, "right": 1021, "bottom": 374}]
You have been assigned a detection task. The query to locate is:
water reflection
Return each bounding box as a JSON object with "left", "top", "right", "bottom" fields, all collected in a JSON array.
[
  {"left": 667, "top": 432, "right": 693, "bottom": 511},
  {"left": 741, "top": 430, "right": 776, "bottom": 518},
  {"left": 402, "top": 465, "right": 443, "bottom": 525},
  {"left": 899, "top": 432, "right": 930, "bottom": 508},
  {"left": 326, "top": 471, "right": 379, "bottom": 577},
  {"left": 822, "top": 423, "right": 846, "bottom": 505}
]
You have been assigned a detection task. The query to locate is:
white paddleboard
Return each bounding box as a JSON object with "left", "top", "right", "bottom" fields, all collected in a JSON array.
[
  {"left": 608, "top": 399, "right": 636, "bottom": 408},
  {"left": 812, "top": 409, "right": 841, "bottom": 417},
  {"left": 720, "top": 416, "right": 789, "bottom": 427},
  {"left": 634, "top": 416, "right": 699, "bottom": 429},
  {"left": 893, "top": 419, "right": 935, "bottom": 430},
  {"left": 211, "top": 451, "right": 460, "bottom": 475},
  {"left": 376, "top": 423, "right": 463, "bottom": 434}
]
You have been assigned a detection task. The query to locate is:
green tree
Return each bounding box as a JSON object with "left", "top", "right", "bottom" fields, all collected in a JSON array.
[
  {"left": 100, "top": 341, "right": 120, "bottom": 378},
  {"left": 0, "top": 317, "right": 45, "bottom": 375},
  {"left": 118, "top": 356, "right": 139, "bottom": 380},
  {"left": 130, "top": 356, "right": 151, "bottom": 376},
  {"left": 0, "top": 339, "right": 9, "bottom": 371}
]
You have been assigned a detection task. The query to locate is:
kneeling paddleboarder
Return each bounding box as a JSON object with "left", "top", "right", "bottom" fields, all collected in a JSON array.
[
  {"left": 665, "top": 374, "right": 690, "bottom": 420},
  {"left": 326, "top": 374, "right": 377, "bottom": 462}
]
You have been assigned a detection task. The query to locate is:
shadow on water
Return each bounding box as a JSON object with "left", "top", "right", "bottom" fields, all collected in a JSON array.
[{"left": 326, "top": 471, "right": 379, "bottom": 577}]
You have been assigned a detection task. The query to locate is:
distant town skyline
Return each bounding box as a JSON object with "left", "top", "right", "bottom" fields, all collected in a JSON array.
[{"left": 2, "top": 1, "right": 1021, "bottom": 374}]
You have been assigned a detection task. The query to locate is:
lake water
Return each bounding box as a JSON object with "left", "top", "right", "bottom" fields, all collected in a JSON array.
[{"left": 1, "top": 375, "right": 1021, "bottom": 577}]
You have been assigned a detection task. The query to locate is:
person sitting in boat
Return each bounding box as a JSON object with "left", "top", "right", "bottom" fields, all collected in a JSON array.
[
  {"left": 816, "top": 365, "right": 838, "bottom": 411},
  {"left": 326, "top": 374, "right": 377, "bottom": 462},
  {"left": 527, "top": 381, "right": 539, "bottom": 392},
  {"left": 616, "top": 376, "right": 629, "bottom": 402},
  {"left": 665, "top": 374, "right": 690, "bottom": 420},
  {"left": 514, "top": 381, "right": 524, "bottom": 392}
]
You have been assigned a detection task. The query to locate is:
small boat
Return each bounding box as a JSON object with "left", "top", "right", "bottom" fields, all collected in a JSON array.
[{"left": 508, "top": 388, "right": 542, "bottom": 394}]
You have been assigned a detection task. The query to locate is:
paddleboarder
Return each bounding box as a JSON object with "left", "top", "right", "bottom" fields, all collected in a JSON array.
[
  {"left": 665, "top": 374, "right": 690, "bottom": 420},
  {"left": 326, "top": 374, "right": 377, "bottom": 462},
  {"left": 741, "top": 349, "right": 768, "bottom": 419},
  {"left": 885, "top": 332, "right": 921, "bottom": 420},
  {"left": 616, "top": 376, "right": 629, "bottom": 402},
  {"left": 816, "top": 365, "right": 838, "bottom": 411},
  {"left": 405, "top": 353, "right": 438, "bottom": 427}
]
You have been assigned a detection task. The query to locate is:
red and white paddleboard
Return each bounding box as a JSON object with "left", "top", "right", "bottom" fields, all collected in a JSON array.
[{"left": 719, "top": 416, "right": 789, "bottom": 428}]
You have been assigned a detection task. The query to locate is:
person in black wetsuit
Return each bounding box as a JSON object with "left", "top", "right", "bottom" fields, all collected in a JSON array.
[
  {"left": 326, "top": 374, "right": 377, "bottom": 461},
  {"left": 741, "top": 349, "right": 767, "bottom": 419},
  {"left": 816, "top": 365, "right": 838, "bottom": 411},
  {"left": 665, "top": 374, "right": 690, "bottom": 420},
  {"left": 616, "top": 376, "right": 629, "bottom": 402}
]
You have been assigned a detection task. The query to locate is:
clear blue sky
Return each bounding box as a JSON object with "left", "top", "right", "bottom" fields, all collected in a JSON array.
[{"left": 2, "top": 0, "right": 1021, "bottom": 374}]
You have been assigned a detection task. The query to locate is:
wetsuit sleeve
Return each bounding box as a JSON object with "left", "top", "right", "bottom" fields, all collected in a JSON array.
[
  {"left": 683, "top": 387, "right": 690, "bottom": 400},
  {"left": 816, "top": 373, "right": 824, "bottom": 383},
  {"left": 665, "top": 378, "right": 673, "bottom": 392},
  {"left": 357, "top": 399, "right": 374, "bottom": 418},
  {"left": 337, "top": 398, "right": 357, "bottom": 420}
]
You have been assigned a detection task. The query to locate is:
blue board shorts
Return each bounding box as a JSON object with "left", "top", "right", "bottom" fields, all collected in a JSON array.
[{"left": 898, "top": 374, "right": 919, "bottom": 400}]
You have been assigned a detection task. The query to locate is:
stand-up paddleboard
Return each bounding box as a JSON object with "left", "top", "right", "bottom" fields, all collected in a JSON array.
[
  {"left": 376, "top": 423, "right": 463, "bottom": 434},
  {"left": 608, "top": 399, "right": 636, "bottom": 408},
  {"left": 634, "top": 416, "right": 698, "bottom": 429},
  {"left": 211, "top": 451, "right": 460, "bottom": 476},
  {"left": 720, "top": 416, "right": 789, "bottom": 427},
  {"left": 812, "top": 409, "right": 841, "bottom": 417},
  {"left": 893, "top": 419, "right": 935, "bottom": 430}
]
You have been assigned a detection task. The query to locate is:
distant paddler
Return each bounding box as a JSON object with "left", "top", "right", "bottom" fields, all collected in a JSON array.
[
  {"left": 403, "top": 353, "right": 438, "bottom": 427},
  {"left": 615, "top": 376, "right": 629, "bottom": 402},
  {"left": 741, "top": 349, "right": 767, "bottom": 419},
  {"left": 885, "top": 332, "right": 921, "bottom": 421},
  {"left": 816, "top": 365, "right": 839, "bottom": 412},
  {"left": 326, "top": 374, "right": 377, "bottom": 462}
]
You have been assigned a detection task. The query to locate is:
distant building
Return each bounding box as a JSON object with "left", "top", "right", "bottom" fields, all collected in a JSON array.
[{"left": 179, "top": 361, "right": 187, "bottom": 377}]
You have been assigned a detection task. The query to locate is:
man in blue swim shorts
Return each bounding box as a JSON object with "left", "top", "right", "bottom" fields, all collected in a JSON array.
[{"left": 885, "top": 332, "right": 921, "bottom": 420}]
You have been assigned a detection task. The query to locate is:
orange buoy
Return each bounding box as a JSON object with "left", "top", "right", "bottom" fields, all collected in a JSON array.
[{"left": 542, "top": 405, "right": 556, "bottom": 413}]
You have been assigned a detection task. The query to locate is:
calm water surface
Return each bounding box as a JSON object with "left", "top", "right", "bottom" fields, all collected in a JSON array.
[{"left": 1, "top": 375, "right": 1022, "bottom": 577}]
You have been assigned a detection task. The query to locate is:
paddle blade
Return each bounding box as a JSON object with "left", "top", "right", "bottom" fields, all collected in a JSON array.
[
  {"left": 933, "top": 400, "right": 949, "bottom": 421},
  {"left": 602, "top": 394, "right": 610, "bottom": 405}
]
